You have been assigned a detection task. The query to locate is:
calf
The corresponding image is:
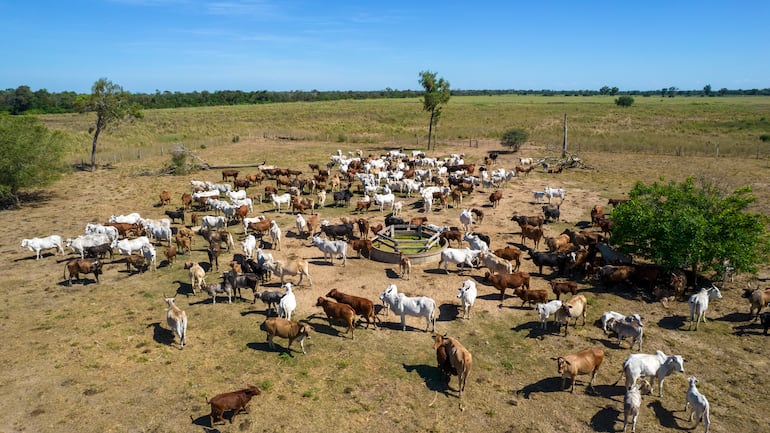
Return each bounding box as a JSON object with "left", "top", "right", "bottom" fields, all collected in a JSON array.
[
  {"left": 84, "top": 242, "right": 113, "bottom": 260},
  {"left": 399, "top": 252, "right": 412, "bottom": 280},
  {"left": 536, "top": 300, "right": 563, "bottom": 330},
  {"left": 456, "top": 279, "right": 477, "bottom": 320},
  {"left": 255, "top": 290, "right": 283, "bottom": 313},
  {"left": 439, "top": 229, "right": 464, "bottom": 248},
  {"left": 742, "top": 285, "right": 770, "bottom": 321},
  {"left": 623, "top": 379, "right": 652, "bottom": 433},
  {"left": 432, "top": 334, "right": 472, "bottom": 402},
  {"left": 484, "top": 271, "right": 530, "bottom": 307},
  {"left": 684, "top": 376, "right": 711, "bottom": 433},
  {"left": 124, "top": 254, "right": 148, "bottom": 274},
  {"left": 207, "top": 385, "right": 260, "bottom": 426},
  {"left": 159, "top": 190, "right": 171, "bottom": 206},
  {"left": 688, "top": 284, "right": 722, "bottom": 331},
  {"left": 201, "top": 282, "right": 233, "bottom": 304},
  {"left": 520, "top": 224, "right": 543, "bottom": 250},
  {"left": 488, "top": 190, "right": 503, "bottom": 208},
  {"left": 549, "top": 280, "right": 578, "bottom": 300},
  {"left": 542, "top": 204, "right": 561, "bottom": 222},
  {"left": 607, "top": 317, "right": 644, "bottom": 351},
  {"left": 552, "top": 347, "right": 605, "bottom": 393},
  {"left": 164, "top": 295, "right": 187, "bottom": 349},
  {"left": 185, "top": 261, "right": 206, "bottom": 295},
  {"left": 164, "top": 208, "right": 185, "bottom": 224},
  {"left": 326, "top": 288, "right": 379, "bottom": 329},
  {"left": 164, "top": 245, "right": 177, "bottom": 268},
  {"left": 315, "top": 297, "right": 356, "bottom": 339},
  {"left": 513, "top": 287, "right": 548, "bottom": 308},
  {"left": 554, "top": 294, "right": 587, "bottom": 336}
]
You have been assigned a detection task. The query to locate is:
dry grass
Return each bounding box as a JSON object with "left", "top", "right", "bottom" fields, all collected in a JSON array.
[{"left": 2, "top": 111, "right": 769, "bottom": 432}]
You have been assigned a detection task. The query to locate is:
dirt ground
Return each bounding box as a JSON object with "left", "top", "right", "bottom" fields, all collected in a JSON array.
[{"left": 1, "top": 138, "right": 768, "bottom": 433}]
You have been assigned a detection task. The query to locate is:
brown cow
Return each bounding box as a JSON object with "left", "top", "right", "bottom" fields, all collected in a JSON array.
[
  {"left": 440, "top": 229, "right": 463, "bottom": 248},
  {"left": 263, "top": 317, "right": 312, "bottom": 354},
  {"left": 349, "top": 239, "right": 372, "bottom": 259},
  {"left": 159, "top": 190, "right": 171, "bottom": 206},
  {"left": 64, "top": 258, "right": 103, "bottom": 285},
  {"left": 164, "top": 245, "right": 177, "bottom": 267},
  {"left": 493, "top": 246, "right": 522, "bottom": 271},
  {"left": 207, "top": 384, "right": 260, "bottom": 426},
  {"left": 221, "top": 169, "right": 239, "bottom": 181},
  {"left": 181, "top": 192, "right": 193, "bottom": 210},
  {"left": 590, "top": 205, "right": 605, "bottom": 226},
  {"left": 124, "top": 254, "right": 148, "bottom": 274},
  {"left": 552, "top": 347, "right": 605, "bottom": 393},
  {"left": 513, "top": 287, "right": 549, "bottom": 308},
  {"left": 326, "top": 288, "right": 380, "bottom": 329},
  {"left": 432, "top": 334, "right": 472, "bottom": 402},
  {"left": 484, "top": 271, "right": 530, "bottom": 307},
  {"left": 489, "top": 190, "right": 503, "bottom": 208},
  {"left": 356, "top": 218, "right": 370, "bottom": 240},
  {"left": 520, "top": 224, "right": 543, "bottom": 250},
  {"left": 549, "top": 280, "right": 578, "bottom": 300},
  {"left": 399, "top": 252, "right": 412, "bottom": 280},
  {"left": 315, "top": 297, "right": 356, "bottom": 339}
]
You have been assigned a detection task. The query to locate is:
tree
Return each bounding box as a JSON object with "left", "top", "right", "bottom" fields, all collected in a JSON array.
[
  {"left": 75, "top": 78, "right": 142, "bottom": 171},
  {"left": 599, "top": 86, "right": 610, "bottom": 95},
  {"left": 615, "top": 96, "right": 635, "bottom": 107},
  {"left": 0, "top": 116, "right": 67, "bottom": 208},
  {"left": 610, "top": 87, "right": 619, "bottom": 96},
  {"left": 610, "top": 177, "right": 770, "bottom": 279},
  {"left": 11, "top": 86, "right": 34, "bottom": 114},
  {"left": 500, "top": 128, "right": 529, "bottom": 152},
  {"left": 418, "top": 71, "right": 450, "bottom": 150},
  {"left": 703, "top": 84, "right": 712, "bottom": 96}
]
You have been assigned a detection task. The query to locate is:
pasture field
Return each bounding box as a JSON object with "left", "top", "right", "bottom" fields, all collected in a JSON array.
[{"left": 2, "top": 99, "right": 770, "bottom": 432}]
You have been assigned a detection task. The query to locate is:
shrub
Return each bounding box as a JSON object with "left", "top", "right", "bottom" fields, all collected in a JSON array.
[
  {"left": 760, "top": 134, "right": 770, "bottom": 142},
  {"left": 615, "top": 96, "right": 635, "bottom": 107},
  {"left": 500, "top": 128, "right": 528, "bottom": 152}
]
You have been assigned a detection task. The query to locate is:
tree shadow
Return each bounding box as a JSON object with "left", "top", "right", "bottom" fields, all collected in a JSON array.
[
  {"left": 658, "top": 315, "right": 686, "bottom": 330},
  {"left": 516, "top": 376, "right": 563, "bottom": 399},
  {"left": 402, "top": 363, "right": 450, "bottom": 395},
  {"left": 590, "top": 405, "right": 621, "bottom": 432},
  {"left": 648, "top": 400, "right": 684, "bottom": 430},
  {"left": 437, "top": 303, "right": 459, "bottom": 322},
  {"left": 148, "top": 322, "right": 174, "bottom": 346}
]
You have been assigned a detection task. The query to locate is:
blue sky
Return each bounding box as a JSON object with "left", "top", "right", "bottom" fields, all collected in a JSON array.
[{"left": 2, "top": 1, "right": 768, "bottom": 93}]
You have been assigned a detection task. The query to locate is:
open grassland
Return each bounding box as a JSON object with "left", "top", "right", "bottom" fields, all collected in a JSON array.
[{"left": 1, "top": 99, "right": 769, "bottom": 432}]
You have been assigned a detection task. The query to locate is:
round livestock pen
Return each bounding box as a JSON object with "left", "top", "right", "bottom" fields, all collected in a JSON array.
[{"left": 370, "top": 224, "right": 446, "bottom": 265}]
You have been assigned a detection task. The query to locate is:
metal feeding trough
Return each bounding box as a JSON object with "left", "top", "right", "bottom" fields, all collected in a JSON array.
[{"left": 370, "top": 224, "right": 446, "bottom": 265}]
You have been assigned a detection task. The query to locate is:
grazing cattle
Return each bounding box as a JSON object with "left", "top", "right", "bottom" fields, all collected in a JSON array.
[
  {"left": 241, "top": 234, "right": 257, "bottom": 260},
  {"left": 536, "top": 300, "right": 563, "bottom": 330},
  {"left": 742, "top": 285, "right": 770, "bottom": 321},
  {"left": 255, "top": 290, "right": 283, "bottom": 312},
  {"left": 554, "top": 294, "right": 587, "bottom": 336},
  {"left": 63, "top": 258, "right": 103, "bottom": 285},
  {"left": 479, "top": 251, "right": 512, "bottom": 275},
  {"left": 246, "top": 218, "right": 272, "bottom": 239},
  {"left": 222, "top": 270, "right": 259, "bottom": 302},
  {"left": 590, "top": 205, "right": 605, "bottom": 226},
  {"left": 456, "top": 279, "right": 477, "bottom": 320},
  {"left": 159, "top": 190, "right": 172, "bottom": 206},
  {"left": 109, "top": 212, "right": 142, "bottom": 224},
  {"left": 263, "top": 317, "right": 311, "bottom": 354},
  {"left": 532, "top": 190, "right": 546, "bottom": 203},
  {"left": 85, "top": 223, "right": 120, "bottom": 241},
  {"left": 392, "top": 200, "right": 404, "bottom": 216},
  {"left": 688, "top": 284, "right": 723, "bottom": 331},
  {"left": 614, "top": 350, "right": 685, "bottom": 397},
  {"left": 549, "top": 280, "right": 578, "bottom": 300},
  {"left": 463, "top": 233, "right": 489, "bottom": 252},
  {"left": 315, "top": 297, "right": 356, "bottom": 339},
  {"left": 544, "top": 186, "right": 565, "bottom": 203},
  {"left": 185, "top": 261, "right": 206, "bottom": 295},
  {"left": 306, "top": 213, "right": 321, "bottom": 237},
  {"left": 459, "top": 209, "right": 473, "bottom": 233},
  {"left": 531, "top": 251, "right": 568, "bottom": 275},
  {"left": 163, "top": 245, "right": 177, "bottom": 267},
  {"left": 271, "top": 193, "right": 292, "bottom": 212},
  {"left": 606, "top": 317, "right": 644, "bottom": 351},
  {"left": 201, "top": 282, "right": 233, "bottom": 304},
  {"left": 597, "top": 265, "right": 636, "bottom": 285},
  {"left": 144, "top": 223, "right": 172, "bottom": 246},
  {"left": 21, "top": 235, "right": 65, "bottom": 260},
  {"left": 266, "top": 257, "right": 312, "bottom": 286},
  {"left": 164, "top": 208, "right": 185, "bottom": 224},
  {"left": 124, "top": 254, "right": 148, "bottom": 274},
  {"left": 164, "top": 295, "right": 187, "bottom": 349},
  {"left": 379, "top": 284, "right": 436, "bottom": 332},
  {"left": 520, "top": 224, "right": 543, "bottom": 250},
  {"left": 761, "top": 312, "right": 770, "bottom": 335},
  {"left": 513, "top": 287, "right": 548, "bottom": 308},
  {"left": 181, "top": 192, "right": 193, "bottom": 210},
  {"left": 333, "top": 189, "right": 353, "bottom": 207},
  {"left": 311, "top": 236, "right": 348, "bottom": 266},
  {"left": 438, "top": 248, "right": 480, "bottom": 274},
  {"left": 515, "top": 165, "right": 535, "bottom": 176},
  {"left": 294, "top": 213, "right": 308, "bottom": 238},
  {"left": 596, "top": 217, "right": 614, "bottom": 237},
  {"left": 623, "top": 379, "right": 653, "bottom": 433},
  {"left": 326, "top": 288, "right": 379, "bottom": 329},
  {"left": 600, "top": 311, "right": 643, "bottom": 334},
  {"left": 85, "top": 242, "right": 113, "bottom": 260},
  {"left": 207, "top": 384, "right": 260, "bottom": 426},
  {"left": 542, "top": 204, "right": 561, "bottom": 222},
  {"left": 221, "top": 169, "right": 239, "bottom": 181},
  {"left": 320, "top": 222, "right": 355, "bottom": 241},
  {"left": 484, "top": 271, "right": 531, "bottom": 306},
  {"left": 399, "top": 252, "right": 412, "bottom": 280},
  {"left": 355, "top": 218, "right": 370, "bottom": 240},
  {"left": 450, "top": 188, "right": 463, "bottom": 208},
  {"left": 552, "top": 347, "right": 605, "bottom": 393},
  {"left": 439, "top": 229, "right": 464, "bottom": 248},
  {"left": 410, "top": 216, "right": 429, "bottom": 226},
  {"left": 68, "top": 234, "right": 111, "bottom": 258},
  {"left": 608, "top": 198, "right": 629, "bottom": 206},
  {"left": 432, "top": 334, "right": 473, "bottom": 402},
  {"left": 470, "top": 208, "right": 484, "bottom": 225},
  {"left": 269, "top": 220, "right": 282, "bottom": 251},
  {"left": 488, "top": 190, "right": 503, "bottom": 208},
  {"left": 206, "top": 243, "right": 221, "bottom": 271},
  {"left": 684, "top": 376, "right": 711, "bottom": 433},
  {"left": 201, "top": 215, "right": 228, "bottom": 231},
  {"left": 349, "top": 239, "right": 372, "bottom": 259},
  {"left": 545, "top": 233, "right": 571, "bottom": 253},
  {"left": 277, "top": 283, "right": 297, "bottom": 320},
  {"left": 511, "top": 214, "right": 545, "bottom": 228},
  {"left": 493, "top": 246, "right": 522, "bottom": 271}
]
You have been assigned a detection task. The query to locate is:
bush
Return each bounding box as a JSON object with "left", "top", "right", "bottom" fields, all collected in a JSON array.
[
  {"left": 760, "top": 134, "right": 770, "bottom": 142},
  {"left": 500, "top": 128, "right": 528, "bottom": 152},
  {"left": 615, "top": 96, "right": 635, "bottom": 107}
]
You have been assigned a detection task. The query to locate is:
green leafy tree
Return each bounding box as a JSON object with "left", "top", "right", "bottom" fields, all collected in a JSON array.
[
  {"left": 418, "top": 71, "right": 450, "bottom": 150},
  {"left": 615, "top": 95, "right": 635, "bottom": 107},
  {"left": 599, "top": 86, "right": 610, "bottom": 95},
  {"left": 75, "top": 78, "right": 142, "bottom": 171},
  {"left": 0, "top": 116, "right": 67, "bottom": 208},
  {"left": 610, "top": 87, "right": 619, "bottom": 96},
  {"left": 703, "top": 84, "right": 712, "bottom": 96},
  {"left": 11, "top": 86, "right": 34, "bottom": 114},
  {"left": 611, "top": 177, "right": 770, "bottom": 279},
  {"left": 500, "top": 128, "right": 529, "bottom": 152}
]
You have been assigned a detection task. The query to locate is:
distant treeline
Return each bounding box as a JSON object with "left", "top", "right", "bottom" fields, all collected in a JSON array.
[{"left": 2, "top": 85, "right": 769, "bottom": 115}]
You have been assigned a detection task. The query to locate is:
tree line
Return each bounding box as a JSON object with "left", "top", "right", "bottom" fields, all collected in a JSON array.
[{"left": 3, "top": 85, "right": 770, "bottom": 115}]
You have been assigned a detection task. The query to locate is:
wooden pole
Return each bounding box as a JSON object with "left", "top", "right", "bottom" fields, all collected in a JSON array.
[{"left": 562, "top": 113, "right": 568, "bottom": 158}]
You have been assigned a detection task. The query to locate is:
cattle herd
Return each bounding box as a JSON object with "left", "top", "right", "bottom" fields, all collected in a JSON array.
[{"left": 19, "top": 148, "right": 770, "bottom": 429}]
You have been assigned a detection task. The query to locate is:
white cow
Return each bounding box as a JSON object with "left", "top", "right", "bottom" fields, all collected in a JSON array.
[
  {"left": 379, "top": 284, "right": 436, "bottom": 332},
  {"left": 688, "top": 284, "right": 723, "bottom": 331},
  {"left": 536, "top": 300, "right": 563, "bottom": 330},
  {"left": 310, "top": 236, "right": 347, "bottom": 266},
  {"left": 66, "top": 234, "right": 111, "bottom": 258},
  {"left": 109, "top": 212, "right": 141, "bottom": 224},
  {"left": 373, "top": 192, "right": 395, "bottom": 212},
  {"left": 601, "top": 311, "right": 644, "bottom": 334},
  {"left": 614, "top": 350, "right": 685, "bottom": 397},
  {"left": 463, "top": 233, "right": 489, "bottom": 252},
  {"left": 201, "top": 215, "right": 227, "bottom": 231},
  {"left": 685, "top": 376, "right": 711, "bottom": 433},
  {"left": 226, "top": 189, "right": 247, "bottom": 201},
  {"left": 241, "top": 235, "right": 257, "bottom": 259},
  {"left": 21, "top": 235, "right": 65, "bottom": 260},
  {"left": 459, "top": 209, "right": 473, "bottom": 233},
  {"left": 144, "top": 223, "right": 172, "bottom": 246},
  {"left": 544, "top": 186, "right": 566, "bottom": 204},
  {"left": 295, "top": 214, "right": 307, "bottom": 237},
  {"left": 438, "top": 248, "right": 480, "bottom": 274},
  {"left": 85, "top": 224, "right": 119, "bottom": 242},
  {"left": 269, "top": 220, "right": 282, "bottom": 251},
  {"left": 242, "top": 215, "right": 265, "bottom": 235},
  {"left": 142, "top": 244, "right": 157, "bottom": 271},
  {"left": 112, "top": 236, "right": 152, "bottom": 256},
  {"left": 278, "top": 283, "right": 297, "bottom": 321},
  {"left": 271, "top": 193, "right": 292, "bottom": 212},
  {"left": 457, "top": 279, "right": 477, "bottom": 320}
]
